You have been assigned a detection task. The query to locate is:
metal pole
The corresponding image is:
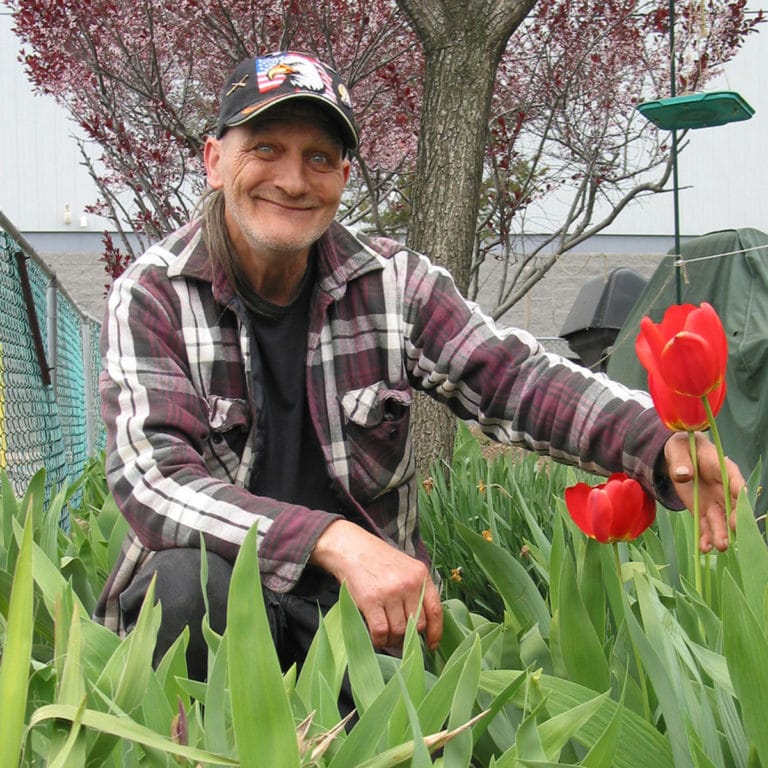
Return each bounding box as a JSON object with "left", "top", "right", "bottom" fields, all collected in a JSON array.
[
  {"left": 670, "top": 0, "right": 683, "bottom": 303},
  {"left": 47, "top": 279, "right": 58, "bottom": 392},
  {"left": 81, "top": 321, "right": 95, "bottom": 457}
]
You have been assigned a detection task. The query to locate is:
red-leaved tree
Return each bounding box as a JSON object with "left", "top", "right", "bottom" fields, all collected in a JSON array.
[
  {"left": 7, "top": 0, "right": 761, "bottom": 465},
  {"left": 471, "top": 0, "right": 762, "bottom": 318},
  {"left": 8, "top": 0, "right": 759, "bottom": 307}
]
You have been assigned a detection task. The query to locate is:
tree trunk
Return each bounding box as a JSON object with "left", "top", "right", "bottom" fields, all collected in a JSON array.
[{"left": 396, "top": 0, "right": 537, "bottom": 474}]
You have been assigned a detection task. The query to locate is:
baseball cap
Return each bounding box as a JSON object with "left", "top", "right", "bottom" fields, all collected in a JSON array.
[{"left": 215, "top": 51, "right": 359, "bottom": 150}]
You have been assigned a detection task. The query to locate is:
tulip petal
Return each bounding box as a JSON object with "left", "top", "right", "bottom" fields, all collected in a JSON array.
[
  {"left": 591, "top": 487, "right": 623, "bottom": 543},
  {"left": 648, "top": 372, "right": 709, "bottom": 431},
  {"left": 659, "top": 304, "right": 696, "bottom": 337},
  {"left": 636, "top": 316, "right": 666, "bottom": 372},
  {"left": 565, "top": 483, "right": 596, "bottom": 538},
  {"left": 565, "top": 474, "right": 656, "bottom": 544},
  {"left": 660, "top": 332, "right": 722, "bottom": 397},
  {"left": 686, "top": 303, "right": 728, "bottom": 366},
  {"left": 628, "top": 493, "right": 656, "bottom": 540}
]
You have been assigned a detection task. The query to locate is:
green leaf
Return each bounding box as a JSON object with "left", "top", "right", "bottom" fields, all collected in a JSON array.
[
  {"left": 514, "top": 699, "right": 549, "bottom": 762},
  {"left": 227, "top": 524, "right": 299, "bottom": 768},
  {"left": 57, "top": 601, "right": 86, "bottom": 706},
  {"left": 722, "top": 569, "right": 768, "bottom": 767},
  {"left": 538, "top": 691, "right": 609, "bottom": 761},
  {"left": 457, "top": 522, "right": 550, "bottom": 637},
  {"left": 548, "top": 515, "right": 565, "bottom": 616},
  {"left": 87, "top": 575, "right": 162, "bottom": 764},
  {"left": 715, "top": 683, "right": 748, "bottom": 768},
  {"left": 29, "top": 703, "right": 239, "bottom": 765},
  {"left": 580, "top": 687, "right": 623, "bottom": 768},
  {"left": 45, "top": 699, "right": 88, "bottom": 768},
  {"left": 340, "top": 583, "right": 385, "bottom": 715},
  {"left": 0, "top": 470, "right": 19, "bottom": 566},
  {"left": 387, "top": 619, "right": 428, "bottom": 745},
  {"left": 733, "top": 491, "right": 768, "bottom": 622},
  {"left": 203, "top": 632, "right": 233, "bottom": 759},
  {"left": 395, "top": 675, "right": 431, "bottom": 768},
  {"left": 328, "top": 675, "right": 404, "bottom": 768},
  {"left": 623, "top": 575, "right": 694, "bottom": 768},
  {"left": 578, "top": 538, "right": 606, "bottom": 639},
  {"left": 480, "top": 670, "right": 674, "bottom": 768},
  {"left": 556, "top": 553, "right": 610, "bottom": 692},
  {"left": 417, "top": 632, "right": 480, "bottom": 736},
  {"left": 443, "top": 636, "right": 481, "bottom": 768},
  {"left": 0, "top": 503, "right": 34, "bottom": 768}
]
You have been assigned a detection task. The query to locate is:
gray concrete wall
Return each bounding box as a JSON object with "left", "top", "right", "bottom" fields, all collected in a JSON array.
[
  {"left": 474, "top": 251, "right": 664, "bottom": 339},
  {"left": 39, "top": 251, "right": 108, "bottom": 322}
]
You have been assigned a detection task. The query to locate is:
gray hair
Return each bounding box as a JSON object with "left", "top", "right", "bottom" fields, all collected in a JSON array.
[{"left": 196, "top": 187, "right": 244, "bottom": 291}]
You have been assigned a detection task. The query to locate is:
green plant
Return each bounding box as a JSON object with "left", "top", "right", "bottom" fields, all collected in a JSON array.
[
  {"left": 419, "top": 422, "right": 591, "bottom": 620},
  {"left": 0, "top": 467, "right": 505, "bottom": 766},
  {"left": 2, "top": 440, "right": 768, "bottom": 766},
  {"left": 435, "top": 462, "right": 767, "bottom": 766}
]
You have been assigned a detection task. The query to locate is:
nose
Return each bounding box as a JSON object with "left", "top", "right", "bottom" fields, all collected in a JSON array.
[{"left": 272, "top": 152, "right": 310, "bottom": 197}]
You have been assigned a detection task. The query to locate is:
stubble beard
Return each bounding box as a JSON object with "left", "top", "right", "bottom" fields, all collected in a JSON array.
[{"left": 228, "top": 196, "right": 335, "bottom": 262}]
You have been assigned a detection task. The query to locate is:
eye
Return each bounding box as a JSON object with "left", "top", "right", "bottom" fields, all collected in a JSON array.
[
  {"left": 251, "top": 143, "right": 275, "bottom": 158},
  {"left": 307, "top": 151, "right": 336, "bottom": 171}
]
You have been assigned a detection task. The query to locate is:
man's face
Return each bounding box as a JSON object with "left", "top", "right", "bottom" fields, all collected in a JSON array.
[{"left": 204, "top": 108, "right": 350, "bottom": 267}]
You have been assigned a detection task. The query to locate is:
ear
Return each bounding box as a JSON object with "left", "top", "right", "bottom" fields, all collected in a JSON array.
[
  {"left": 342, "top": 157, "right": 351, "bottom": 185},
  {"left": 204, "top": 136, "right": 225, "bottom": 190}
]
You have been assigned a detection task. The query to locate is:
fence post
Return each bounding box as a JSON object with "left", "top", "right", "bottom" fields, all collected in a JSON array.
[
  {"left": 47, "top": 279, "right": 58, "bottom": 392},
  {"left": 81, "top": 320, "right": 96, "bottom": 457}
]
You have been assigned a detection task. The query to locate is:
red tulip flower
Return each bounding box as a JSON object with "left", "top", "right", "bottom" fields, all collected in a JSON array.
[
  {"left": 646, "top": 370, "right": 726, "bottom": 432},
  {"left": 635, "top": 302, "right": 728, "bottom": 401},
  {"left": 565, "top": 473, "right": 656, "bottom": 544}
]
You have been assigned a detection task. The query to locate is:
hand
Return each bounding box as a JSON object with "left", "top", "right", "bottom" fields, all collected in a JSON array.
[
  {"left": 664, "top": 432, "right": 745, "bottom": 552},
  {"left": 310, "top": 520, "right": 443, "bottom": 651}
]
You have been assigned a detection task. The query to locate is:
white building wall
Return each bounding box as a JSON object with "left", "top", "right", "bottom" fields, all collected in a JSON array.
[{"left": 0, "top": 9, "right": 111, "bottom": 236}]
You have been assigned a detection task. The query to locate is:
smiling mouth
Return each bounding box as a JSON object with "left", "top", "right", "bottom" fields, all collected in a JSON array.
[{"left": 257, "top": 197, "right": 316, "bottom": 212}]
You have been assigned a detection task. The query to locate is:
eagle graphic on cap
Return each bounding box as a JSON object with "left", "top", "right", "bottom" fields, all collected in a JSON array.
[{"left": 267, "top": 57, "right": 325, "bottom": 93}]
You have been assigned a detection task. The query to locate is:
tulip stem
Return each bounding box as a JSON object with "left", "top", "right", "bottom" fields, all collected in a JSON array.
[{"left": 688, "top": 431, "right": 703, "bottom": 597}]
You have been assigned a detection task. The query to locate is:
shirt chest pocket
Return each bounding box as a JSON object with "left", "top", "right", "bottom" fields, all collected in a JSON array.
[
  {"left": 339, "top": 382, "right": 414, "bottom": 500},
  {"left": 203, "top": 395, "right": 251, "bottom": 481}
]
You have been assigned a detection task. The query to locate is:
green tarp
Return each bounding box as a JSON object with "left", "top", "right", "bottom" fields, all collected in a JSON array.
[{"left": 607, "top": 228, "right": 768, "bottom": 516}]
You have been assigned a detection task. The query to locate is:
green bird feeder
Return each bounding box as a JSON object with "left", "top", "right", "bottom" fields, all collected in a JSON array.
[{"left": 637, "top": 90, "right": 755, "bottom": 131}]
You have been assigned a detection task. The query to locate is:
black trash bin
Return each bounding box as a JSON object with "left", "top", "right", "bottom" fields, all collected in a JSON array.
[{"left": 560, "top": 267, "right": 647, "bottom": 371}]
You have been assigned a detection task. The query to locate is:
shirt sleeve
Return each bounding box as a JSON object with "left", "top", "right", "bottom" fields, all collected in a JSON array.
[
  {"left": 100, "top": 259, "right": 341, "bottom": 593},
  {"left": 399, "top": 250, "right": 680, "bottom": 506}
]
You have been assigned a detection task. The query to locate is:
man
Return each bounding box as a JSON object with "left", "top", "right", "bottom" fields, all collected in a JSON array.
[{"left": 95, "top": 51, "right": 743, "bottom": 680}]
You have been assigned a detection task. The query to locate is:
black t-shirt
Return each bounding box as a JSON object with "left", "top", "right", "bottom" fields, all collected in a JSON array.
[{"left": 237, "top": 262, "right": 339, "bottom": 516}]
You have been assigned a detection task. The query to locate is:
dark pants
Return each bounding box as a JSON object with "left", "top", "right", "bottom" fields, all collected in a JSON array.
[{"left": 118, "top": 549, "right": 343, "bottom": 689}]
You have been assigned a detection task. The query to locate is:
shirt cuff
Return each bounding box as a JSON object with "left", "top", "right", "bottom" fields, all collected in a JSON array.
[
  {"left": 624, "top": 410, "right": 684, "bottom": 510},
  {"left": 257, "top": 506, "right": 343, "bottom": 593}
]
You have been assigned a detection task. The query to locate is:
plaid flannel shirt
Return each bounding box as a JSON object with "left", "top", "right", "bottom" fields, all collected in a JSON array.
[{"left": 94, "top": 217, "right": 676, "bottom": 632}]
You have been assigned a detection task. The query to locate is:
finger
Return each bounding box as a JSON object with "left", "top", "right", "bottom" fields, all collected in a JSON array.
[
  {"left": 365, "top": 604, "right": 391, "bottom": 649},
  {"left": 726, "top": 459, "right": 746, "bottom": 517},
  {"left": 696, "top": 508, "right": 715, "bottom": 553},
  {"left": 704, "top": 502, "right": 730, "bottom": 552},
  {"left": 422, "top": 585, "right": 444, "bottom": 651},
  {"left": 383, "top": 601, "right": 409, "bottom": 649},
  {"left": 664, "top": 433, "right": 695, "bottom": 482}
]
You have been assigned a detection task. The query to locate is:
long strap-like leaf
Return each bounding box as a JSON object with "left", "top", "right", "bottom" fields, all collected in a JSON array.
[{"left": 0, "top": 502, "right": 34, "bottom": 766}]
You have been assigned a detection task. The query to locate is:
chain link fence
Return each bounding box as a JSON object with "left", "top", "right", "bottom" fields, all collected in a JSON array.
[{"left": 0, "top": 222, "right": 104, "bottom": 520}]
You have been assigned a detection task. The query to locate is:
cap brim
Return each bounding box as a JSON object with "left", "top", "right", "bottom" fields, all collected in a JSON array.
[{"left": 218, "top": 92, "right": 358, "bottom": 150}]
